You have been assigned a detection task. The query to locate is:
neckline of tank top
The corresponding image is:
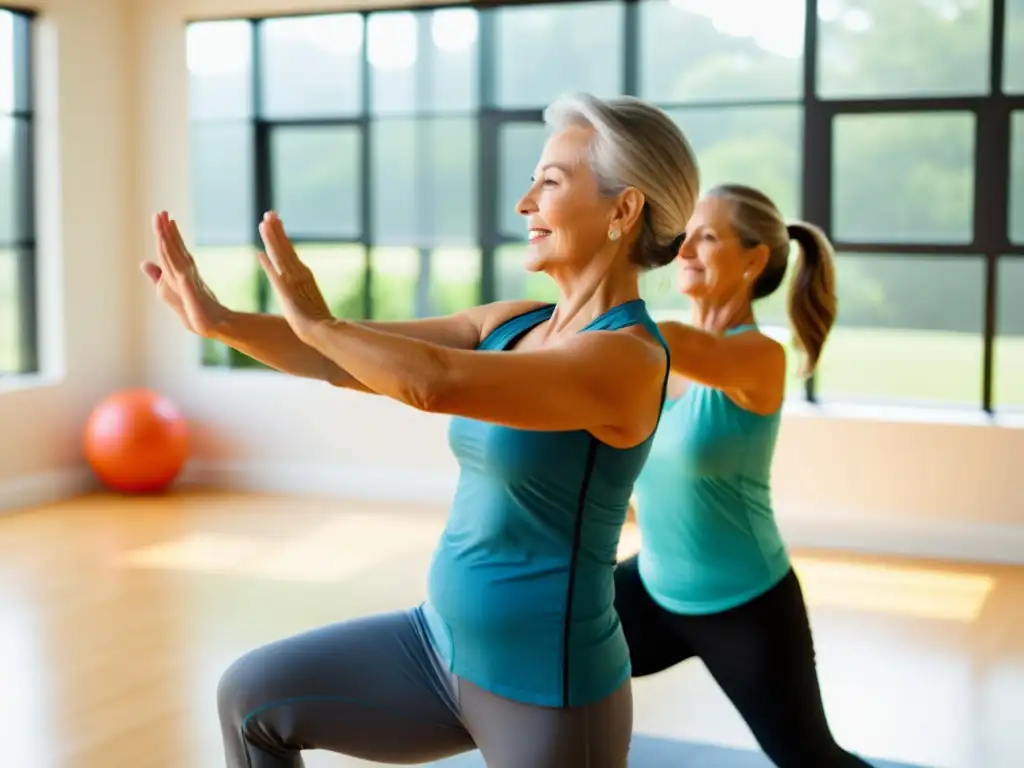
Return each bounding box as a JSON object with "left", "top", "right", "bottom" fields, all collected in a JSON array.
[{"left": 521, "top": 299, "right": 647, "bottom": 331}]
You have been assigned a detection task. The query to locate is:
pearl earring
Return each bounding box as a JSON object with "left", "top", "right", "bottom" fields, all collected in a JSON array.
[{"left": 608, "top": 229, "right": 621, "bottom": 241}]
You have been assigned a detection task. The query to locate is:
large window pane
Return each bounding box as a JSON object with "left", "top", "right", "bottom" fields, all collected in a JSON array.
[
  {"left": 0, "top": 247, "right": 22, "bottom": 373},
  {"left": 370, "top": 247, "right": 417, "bottom": 320},
  {"left": 429, "top": 248, "right": 481, "bottom": 315},
  {"left": 369, "top": 8, "right": 478, "bottom": 114},
  {"left": 816, "top": 254, "right": 985, "bottom": 405},
  {"left": 496, "top": 244, "right": 560, "bottom": 303},
  {"left": 0, "top": 10, "right": 14, "bottom": 113},
  {"left": 1011, "top": 112, "right": 1024, "bottom": 244},
  {"left": 190, "top": 123, "right": 254, "bottom": 246},
  {"left": 0, "top": 117, "right": 29, "bottom": 243},
  {"left": 833, "top": 113, "right": 975, "bottom": 244},
  {"left": 494, "top": 2, "right": 624, "bottom": 108},
  {"left": 995, "top": 258, "right": 1024, "bottom": 408},
  {"left": 193, "top": 246, "right": 260, "bottom": 314},
  {"left": 817, "top": 0, "right": 992, "bottom": 98},
  {"left": 10, "top": 12, "right": 28, "bottom": 112},
  {"left": 259, "top": 15, "right": 363, "bottom": 119},
  {"left": 667, "top": 106, "right": 802, "bottom": 219},
  {"left": 1003, "top": 0, "right": 1024, "bottom": 93},
  {"left": 266, "top": 245, "right": 366, "bottom": 321},
  {"left": 270, "top": 126, "right": 361, "bottom": 240},
  {"left": 639, "top": 0, "right": 804, "bottom": 103},
  {"left": 499, "top": 123, "right": 547, "bottom": 238},
  {"left": 368, "top": 246, "right": 481, "bottom": 319},
  {"left": 186, "top": 21, "right": 252, "bottom": 121},
  {"left": 371, "top": 118, "right": 477, "bottom": 247}
]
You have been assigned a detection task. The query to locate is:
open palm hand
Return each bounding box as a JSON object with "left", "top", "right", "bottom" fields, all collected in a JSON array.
[
  {"left": 142, "top": 211, "right": 227, "bottom": 337},
  {"left": 255, "top": 211, "right": 335, "bottom": 340}
]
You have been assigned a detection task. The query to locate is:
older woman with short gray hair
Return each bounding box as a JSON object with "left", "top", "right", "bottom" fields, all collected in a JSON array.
[{"left": 144, "top": 92, "right": 698, "bottom": 767}]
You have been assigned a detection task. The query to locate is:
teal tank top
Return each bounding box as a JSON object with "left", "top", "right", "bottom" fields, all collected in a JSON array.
[
  {"left": 423, "top": 299, "right": 669, "bottom": 708},
  {"left": 635, "top": 324, "right": 791, "bottom": 615}
]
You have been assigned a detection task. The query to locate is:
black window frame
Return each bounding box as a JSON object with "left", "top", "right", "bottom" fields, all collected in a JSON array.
[
  {"left": 1, "top": 5, "right": 37, "bottom": 377},
  {"left": 187, "top": 0, "right": 1024, "bottom": 414}
]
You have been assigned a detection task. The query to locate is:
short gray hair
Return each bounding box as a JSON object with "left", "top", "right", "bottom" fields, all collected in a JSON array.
[{"left": 543, "top": 93, "right": 700, "bottom": 269}]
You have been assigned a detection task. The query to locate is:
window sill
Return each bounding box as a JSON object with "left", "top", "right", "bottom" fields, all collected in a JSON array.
[
  {"left": 0, "top": 372, "right": 63, "bottom": 395},
  {"left": 782, "top": 399, "right": 1024, "bottom": 429}
]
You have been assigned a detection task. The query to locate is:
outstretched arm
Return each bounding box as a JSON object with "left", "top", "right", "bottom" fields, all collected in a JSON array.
[
  {"left": 300, "top": 320, "right": 666, "bottom": 446},
  {"left": 251, "top": 210, "right": 664, "bottom": 439},
  {"left": 658, "top": 321, "right": 786, "bottom": 412},
  {"left": 149, "top": 209, "right": 545, "bottom": 391},
  {"left": 211, "top": 302, "right": 541, "bottom": 392}
]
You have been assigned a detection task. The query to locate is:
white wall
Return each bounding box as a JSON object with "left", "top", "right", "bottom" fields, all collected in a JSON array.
[
  {"left": 0, "top": 0, "right": 141, "bottom": 508},
  {"left": 2, "top": 0, "right": 1022, "bottom": 564}
]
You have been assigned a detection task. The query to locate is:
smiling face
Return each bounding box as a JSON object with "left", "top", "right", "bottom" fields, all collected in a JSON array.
[
  {"left": 676, "top": 196, "right": 767, "bottom": 302},
  {"left": 515, "top": 125, "right": 619, "bottom": 273}
]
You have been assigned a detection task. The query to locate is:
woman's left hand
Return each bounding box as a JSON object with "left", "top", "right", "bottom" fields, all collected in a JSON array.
[{"left": 256, "top": 211, "right": 335, "bottom": 341}]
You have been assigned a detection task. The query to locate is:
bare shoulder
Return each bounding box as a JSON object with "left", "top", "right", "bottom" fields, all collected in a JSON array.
[
  {"left": 572, "top": 326, "right": 668, "bottom": 385},
  {"left": 742, "top": 328, "right": 787, "bottom": 370},
  {"left": 727, "top": 330, "right": 787, "bottom": 413},
  {"left": 659, "top": 320, "right": 784, "bottom": 361},
  {"left": 462, "top": 299, "right": 553, "bottom": 342}
]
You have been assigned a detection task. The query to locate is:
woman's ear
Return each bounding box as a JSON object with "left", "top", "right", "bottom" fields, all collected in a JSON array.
[
  {"left": 745, "top": 243, "right": 770, "bottom": 281},
  {"left": 610, "top": 187, "right": 646, "bottom": 236}
]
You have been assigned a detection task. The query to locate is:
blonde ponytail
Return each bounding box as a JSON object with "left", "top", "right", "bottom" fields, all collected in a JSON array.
[{"left": 785, "top": 222, "right": 837, "bottom": 376}]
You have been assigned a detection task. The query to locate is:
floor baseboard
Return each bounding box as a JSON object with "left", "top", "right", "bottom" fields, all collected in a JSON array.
[
  {"left": 0, "top": 466, "right": 97, "bottom": 514},
  {"left": 180, "top": 459, "right": 458, "bottom": 505},
  {"left": 180, "top": 459, "right": 1024, "bottom": 566}
]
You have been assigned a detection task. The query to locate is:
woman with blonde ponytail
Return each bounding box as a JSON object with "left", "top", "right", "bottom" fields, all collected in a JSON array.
[{"left": 616, "top": 185, "right": 868, "bottom": 766}]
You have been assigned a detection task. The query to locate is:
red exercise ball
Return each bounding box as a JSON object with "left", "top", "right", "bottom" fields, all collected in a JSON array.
[{"left": 83, "top": 388, "right": 189, "bottom": 494}]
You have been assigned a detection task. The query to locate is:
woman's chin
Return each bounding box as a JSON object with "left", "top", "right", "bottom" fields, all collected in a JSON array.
[{"left": 523, "top": 253, "right": 548, "bottom": 273}]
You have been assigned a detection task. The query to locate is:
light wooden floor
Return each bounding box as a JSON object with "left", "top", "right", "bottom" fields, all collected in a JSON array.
[{"left": 0, "top": 490, "right": 1022, "bottom": 768}]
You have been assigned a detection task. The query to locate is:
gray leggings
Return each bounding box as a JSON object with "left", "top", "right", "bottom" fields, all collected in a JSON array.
[{"left": 217, "top": 608, "right": 633, "bottom": 767}]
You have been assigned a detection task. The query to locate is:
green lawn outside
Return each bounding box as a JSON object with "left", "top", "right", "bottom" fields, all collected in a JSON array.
[
  {"left": 2, "top": 245, "right": 1023, "bottom": 408},
  {"left": 0, "top": 249, "right": 22, "bottom": 374}
]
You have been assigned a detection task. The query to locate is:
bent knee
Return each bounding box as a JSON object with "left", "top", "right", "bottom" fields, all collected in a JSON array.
[{"left": 216, "top": 647, "right": 281, "bottom": 727}]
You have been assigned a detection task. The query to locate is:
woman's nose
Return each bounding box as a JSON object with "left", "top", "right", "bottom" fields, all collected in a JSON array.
[{"left": 516, "top": 191, "right": 537, "bottom": 217}]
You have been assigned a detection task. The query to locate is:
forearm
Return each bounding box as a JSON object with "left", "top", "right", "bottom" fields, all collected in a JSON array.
[
  {"left": 300, "top": 319, "right": 445, "bottom": 408},
  {"left": 212, "top": 311, "right": 371, "bottom": 391}
]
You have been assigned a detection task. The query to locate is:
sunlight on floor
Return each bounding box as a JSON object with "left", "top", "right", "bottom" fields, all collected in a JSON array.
[
  {"left": 118, "top": 516, "right": 995, "bottom": 623},
  {"left": 118, "top": 512, "right": 442, "bottom": 582},
  {"left": 794, "top": 556, "right": 995, "bottom": 622}
]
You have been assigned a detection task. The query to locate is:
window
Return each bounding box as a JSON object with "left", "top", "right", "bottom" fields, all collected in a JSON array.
[
  {"left": 817, "top": 0, "right": 993, "bottom": 98},
  {"left": 639, "top": 0, "right": 806, "bottom": 103},
  {"left": 186, "top": 1, "right": 1023, "bottom": 415},
  {"left": 1003, "top": 0, "right": 1024, "bottom": 93},
  {"left": 667, "top": 106, "right": 804, "bottom": 219},
  {"left": 493, "top": 2, "right": 624, "bottom": 108},
  {"left": 832, "top": 112, "right": 976, "bottom": 244},
  {"left": 816, "top": 254, "right": 986, "bottom": 405},
  {"left": 0, "top": 8, "right": 34, "bottom": 376},
  {"left": 995, "top": 257, "right": 1024, "bottom": 407}
]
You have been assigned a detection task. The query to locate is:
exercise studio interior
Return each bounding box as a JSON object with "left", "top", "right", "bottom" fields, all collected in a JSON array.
[{"left": 1, "top": 0, "right": 1023, "bottom": 766}]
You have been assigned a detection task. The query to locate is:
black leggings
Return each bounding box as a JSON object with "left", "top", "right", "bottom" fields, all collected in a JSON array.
[{"left": 615, "top": 556, "right": 871, "bottom": 768}]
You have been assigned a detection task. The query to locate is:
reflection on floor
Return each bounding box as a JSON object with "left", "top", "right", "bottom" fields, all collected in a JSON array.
[{"left": 0, "top": 490, "right": 1021, "bottom": 768}]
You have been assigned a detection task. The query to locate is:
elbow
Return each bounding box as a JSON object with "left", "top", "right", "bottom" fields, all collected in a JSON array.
[{"left": 400, "top": 347, "right": 453, "bottom": 413}]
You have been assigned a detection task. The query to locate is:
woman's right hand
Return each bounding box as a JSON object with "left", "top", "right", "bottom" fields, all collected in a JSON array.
[{"left": 142, "top": 211, "right": 228, "bottom": 338}]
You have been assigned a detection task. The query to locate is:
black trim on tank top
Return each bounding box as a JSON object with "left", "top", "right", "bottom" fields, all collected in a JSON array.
[{"left": 561, "top": 435, "right": 600, "bottom": 708}]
